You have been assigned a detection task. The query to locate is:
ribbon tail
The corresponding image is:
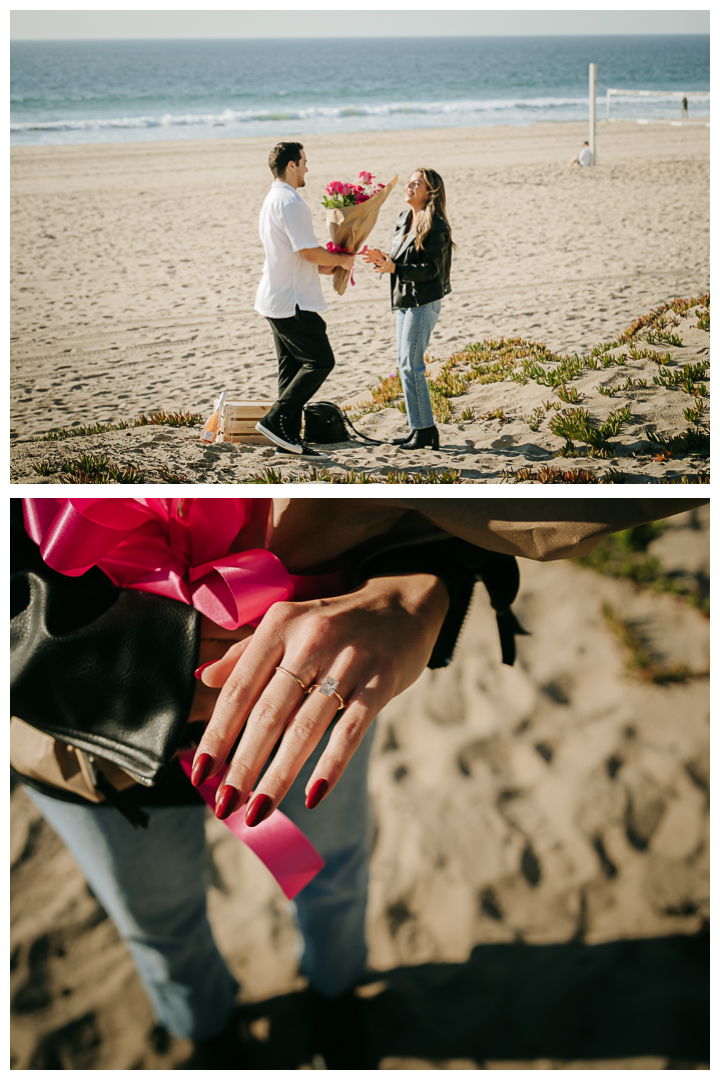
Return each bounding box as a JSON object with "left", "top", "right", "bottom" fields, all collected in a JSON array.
[{"left": 178, "top": 754, "right": 325, "bottom": 899}]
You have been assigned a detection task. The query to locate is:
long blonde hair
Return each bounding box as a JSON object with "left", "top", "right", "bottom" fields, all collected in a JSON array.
[{"left": 413, "top": 167, "right": 457, "bottom": 252}]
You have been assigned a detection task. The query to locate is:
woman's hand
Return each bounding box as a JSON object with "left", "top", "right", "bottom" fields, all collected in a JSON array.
[
  {"left": 190, "top": 574, "right": 449, "bottom": 824},
  {"left": 188, "top": 617, "right": 255, "bottom": 724},
  {"left": 362, "top": 248, "right": 395, "bottom": 274}
]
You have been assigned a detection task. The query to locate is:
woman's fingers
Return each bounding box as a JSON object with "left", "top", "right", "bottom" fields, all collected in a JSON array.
[
  {"left": 238, "top": 677, "right": 381, "bottom": 825},
  {"left": 212, "top": 662, "right": 317, "bottom": 817},
  {"left": 221, "top": 674, "right": 349, "bottom": 823},
  {"left": 301, "top": 691, "right": 379, "bottom": 810},
  {"left": 197, "top": 636, "right": 253, "bottom": 687},
  {"left": 191, "top": 613, "right": 295, "bottom": 782}
]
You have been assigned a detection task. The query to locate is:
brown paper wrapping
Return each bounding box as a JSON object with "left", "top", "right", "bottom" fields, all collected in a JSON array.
[
  {"left": 266, "top": 498, "right": 709, "bottom": 572},
  {"left": 10, "top": 716, "right": 139, "bottom": 802},
  {"left": 386, "top": 499, "right": 710, "bottom": 562},
  {"left": 325, "top": 175, "right": 399, "bottom": 295}
]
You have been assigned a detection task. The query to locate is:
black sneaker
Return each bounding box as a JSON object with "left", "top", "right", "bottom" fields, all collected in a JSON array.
[{"left": 256, "top": 414, "right": 321, "bottom": 456}]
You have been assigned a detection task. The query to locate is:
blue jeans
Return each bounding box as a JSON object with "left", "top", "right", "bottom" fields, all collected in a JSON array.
[
  {"left": 26, "top": 721, "right": 375, "bottom": 1041},
  {"left": 396, "top": 299, "right": 442, "bottom": 430}
]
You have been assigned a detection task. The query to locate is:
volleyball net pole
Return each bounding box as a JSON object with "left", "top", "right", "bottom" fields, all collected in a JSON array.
[{"left": 589, "top": 63, "right": 597, "bottom": 165}]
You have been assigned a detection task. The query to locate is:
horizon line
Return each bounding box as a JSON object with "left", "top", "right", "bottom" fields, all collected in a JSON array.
[{"left": 11, "top": 31, "right": 711, "bottom": 41}]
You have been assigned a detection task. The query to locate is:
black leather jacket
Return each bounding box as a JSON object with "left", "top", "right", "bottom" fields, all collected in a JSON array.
[{"left": 389, "top": 208, "right": 453, "bottom": 311}]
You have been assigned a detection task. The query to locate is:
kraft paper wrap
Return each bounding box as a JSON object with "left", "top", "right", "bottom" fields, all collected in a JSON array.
[
  {"left": 326, "top": 175, "right": 399, "bottom": 295},
  {"left": 266, "top": 498, "right": 709, "bottom": 572}
]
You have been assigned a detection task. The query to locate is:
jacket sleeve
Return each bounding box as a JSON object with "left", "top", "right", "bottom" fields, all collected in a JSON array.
[
  {"left": 10, "top": 499, "right": 202, "bottom": 785},
  {"left": 394, "top": 223, "right": 450, "bottom": 284},
  {"left": 348, "top": 536, "right": 526, "bottom": 669}
]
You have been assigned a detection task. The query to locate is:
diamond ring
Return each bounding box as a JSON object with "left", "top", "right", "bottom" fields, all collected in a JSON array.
[{"left": 307, "top": 675, "right": 345, "bottom": 709}]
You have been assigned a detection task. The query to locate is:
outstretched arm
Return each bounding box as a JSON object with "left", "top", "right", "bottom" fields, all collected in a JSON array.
[{"left": 300, "top": 246, "right": 354, "bottom": 271}]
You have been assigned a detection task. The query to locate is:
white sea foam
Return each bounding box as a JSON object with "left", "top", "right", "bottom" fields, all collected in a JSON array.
[{"left": 10, "top": 96, "right": 588, "bottom": 133}]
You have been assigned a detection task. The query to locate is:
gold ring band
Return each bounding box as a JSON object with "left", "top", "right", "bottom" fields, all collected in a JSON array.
[
  {"left": 275, "top": 666, "right": 307, "bottom": 692},
  {"left": 308, "top": 675, "right": 345, "bottom": 709}
]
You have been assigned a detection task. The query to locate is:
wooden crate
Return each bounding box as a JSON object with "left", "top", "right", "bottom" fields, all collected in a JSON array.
[
  {"left": 216, "top": 399, "right": 275, "bottom": 445},
  {"left": 219, "top": 434, "right": 273, "bottom": 445}
]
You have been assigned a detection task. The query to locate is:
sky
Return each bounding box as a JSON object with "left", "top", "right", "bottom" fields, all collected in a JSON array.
[{"left": 9, "top": 8, "right": 711, "bottom": 40}]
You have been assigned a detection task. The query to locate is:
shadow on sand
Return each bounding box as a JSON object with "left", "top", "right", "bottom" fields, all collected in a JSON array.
[{"left": 237, "top": 931, "right": 709, "bottom": 1068}]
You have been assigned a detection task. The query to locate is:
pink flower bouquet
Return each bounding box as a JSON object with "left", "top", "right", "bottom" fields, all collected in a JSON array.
[
  {"left": 321, "top": 171, "right": 386, "bottom": 209},
  {"left": 322, "top": 171, "right": 399, "bottom": 295}
]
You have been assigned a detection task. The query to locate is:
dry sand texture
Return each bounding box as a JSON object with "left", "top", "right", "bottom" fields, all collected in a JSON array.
[
  {"left": 11, "top": 507, "right": 709, "bottom": 1069},
  {"left": 10, "top": 121, "right": 709, "bottom": 483}
]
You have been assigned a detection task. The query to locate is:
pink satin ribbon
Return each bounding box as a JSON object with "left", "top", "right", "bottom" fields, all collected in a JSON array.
[
  {"left": 22, "top": 497, "right": 343, "bottom": 629},
  {"left": 178, "top": 752, "right": 324, "bottom": 900},
  {"left": 326, "top": 242, "right": 367, "bottom": 287},
  {"left": 23, "top": 496, "right": 344, "bottom": 895}
]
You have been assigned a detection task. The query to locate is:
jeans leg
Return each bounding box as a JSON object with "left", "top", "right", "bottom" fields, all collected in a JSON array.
[
  {"left": 278, "top": 721, "right": 377, "bottom": 998},
  {"left": 395, "top": 309, "right": 411, "bottom": 431},
  {"left": 396, "top": 301, "right": 441, "bottom": 430},
  {"left": 25, "top": 791, "right": 239, "bottom": 1040}
]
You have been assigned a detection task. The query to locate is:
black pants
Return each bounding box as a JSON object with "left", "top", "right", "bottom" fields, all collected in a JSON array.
[{"left": 266, "top": 307, "right": 335, "bottom": 437}]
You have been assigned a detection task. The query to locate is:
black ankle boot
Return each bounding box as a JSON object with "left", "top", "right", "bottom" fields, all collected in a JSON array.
[
  {"left": 401, "top": 425, "right": 440, "bottom": 450},
  {"left": 391, "top": 431, "right": 413, "bottom": 445}
]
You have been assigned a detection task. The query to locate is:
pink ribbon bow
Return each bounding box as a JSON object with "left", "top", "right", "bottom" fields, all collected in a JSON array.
[
  {"left": 326, "top": 242, "right": 367, "bottom": 287},
  {"left": 24, "top": 497, "right": 297, "bottom": 629}
]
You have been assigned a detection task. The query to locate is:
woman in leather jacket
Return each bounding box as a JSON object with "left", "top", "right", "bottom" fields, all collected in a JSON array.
[{"left": 363, "top": 168, "right": 454, "bottom": 451}]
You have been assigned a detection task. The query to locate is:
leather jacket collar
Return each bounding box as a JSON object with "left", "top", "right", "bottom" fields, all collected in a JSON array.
[{"left": 389, "top": 209, "right": 415, "bottom": 262}]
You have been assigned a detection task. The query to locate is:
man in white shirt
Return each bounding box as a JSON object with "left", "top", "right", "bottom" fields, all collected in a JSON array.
[
  {"left": 255, "top": 142, "right": 355, "bottom": 455},
  {"left": 569, "top": 140, "right": 594, "bottom": 167}
]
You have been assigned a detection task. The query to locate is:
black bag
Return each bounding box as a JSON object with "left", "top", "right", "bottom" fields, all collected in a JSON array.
[
  {"left": 302, "top": 401, "right": 382, "bottom": 446},
  {"left": 302, "top": 401, "right": 349, "bottom": 443}
]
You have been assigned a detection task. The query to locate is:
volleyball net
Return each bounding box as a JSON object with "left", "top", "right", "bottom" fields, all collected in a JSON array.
[{"left": 605, "top": 88, "right": 710, "bottom": 124}]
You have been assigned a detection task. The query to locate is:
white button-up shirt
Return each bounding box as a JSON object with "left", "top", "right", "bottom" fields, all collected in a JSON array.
[{"left": 254, "top": 181, "right": 327, "bottom": 319}]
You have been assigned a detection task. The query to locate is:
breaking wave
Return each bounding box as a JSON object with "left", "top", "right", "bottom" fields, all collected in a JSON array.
[{"left": 11, "top": 96, "right": 587, "bottom": 133}]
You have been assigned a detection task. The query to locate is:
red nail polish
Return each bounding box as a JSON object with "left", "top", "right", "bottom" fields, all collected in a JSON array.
[
  {"left": 194, "top": 661, "right": 217, "bottom": 680},
  {"left": 216, "top": 785, "right": 242, "bottom": 821},
  {"left": 191, "top": 752, "right": 214, "bottom": 787},
  {"left": 245, "top": 793, "right": 273, "bottom": 828},
  {"left": 306, "top": 779, "right": 329, "bottom": 810}
]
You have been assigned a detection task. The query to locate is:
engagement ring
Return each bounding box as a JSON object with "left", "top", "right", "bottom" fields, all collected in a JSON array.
[{"left": 308, "top": 675, "right": 345, "bottom": 708}]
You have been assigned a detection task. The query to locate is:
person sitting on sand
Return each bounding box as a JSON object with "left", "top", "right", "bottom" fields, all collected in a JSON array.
[
  {"left": 362, "top": 168, "right": 454, "bottom": 451},
  {"left": 570, "top": 141, "right": 594, "bottom": 167},
  {"left": 254, "top": 142, "right": 355, "bottom": 457}
]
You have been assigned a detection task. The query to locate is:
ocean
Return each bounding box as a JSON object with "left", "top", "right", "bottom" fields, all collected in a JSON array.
[{"left": 11, "top": 35, "right": 710, "bottom": 147}]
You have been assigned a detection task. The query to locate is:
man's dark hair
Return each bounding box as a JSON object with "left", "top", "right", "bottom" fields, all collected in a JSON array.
[{"left": 268, "top": 142, "right": 304, "bottom": 179}]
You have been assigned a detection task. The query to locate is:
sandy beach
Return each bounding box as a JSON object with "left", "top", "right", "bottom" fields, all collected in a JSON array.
[
  {"left": 10, "top": 505, "right": 709, "bottom": 1068},
  {"left": 10, "top": 121, "right": 709, "bottom": 483}
]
